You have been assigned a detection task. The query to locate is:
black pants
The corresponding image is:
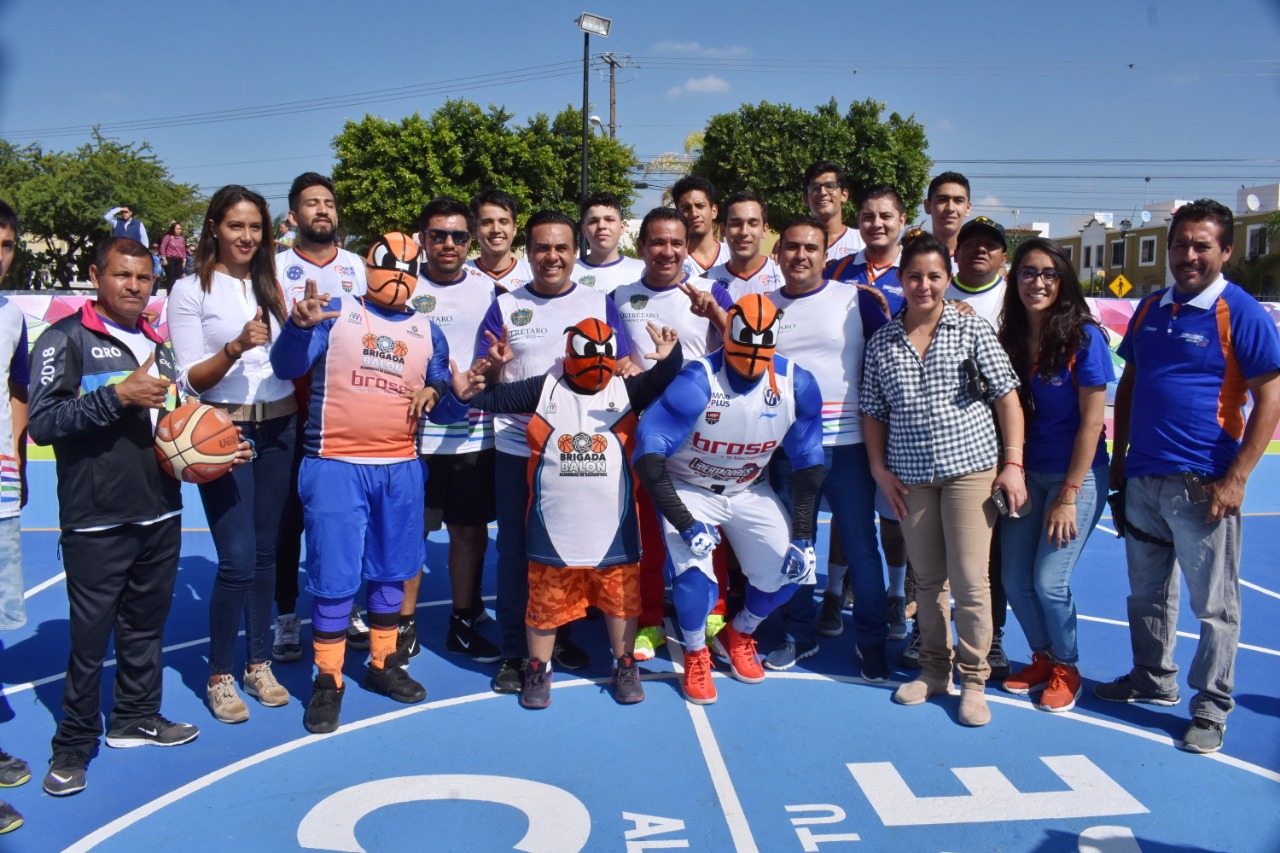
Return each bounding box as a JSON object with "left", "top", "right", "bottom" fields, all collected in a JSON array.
[{"left": 51, "top": 517, "right": 181, "bottom": 754}]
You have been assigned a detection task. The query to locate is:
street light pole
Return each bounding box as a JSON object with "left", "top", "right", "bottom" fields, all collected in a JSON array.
[{"left": 575, "top": 13, "right": 611, "bottom": 255}]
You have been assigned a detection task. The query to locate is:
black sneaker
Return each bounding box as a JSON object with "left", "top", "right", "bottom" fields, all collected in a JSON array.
[
  {"left": 987, "top": 629, "right": 1011, "bottom": 680},
  {"left": 858, "top": 643, "right": 891, "bottom": 683},
  {"left": 42, "top": 751, "right": 88, "bottom": 797},
  {"left": 304, "top": 674, "right": 345, "bottom": 734},
  {"left": 0, "top": 749, "right": 29, "bottom": 787},
  {"left": 552, "top": 635, "right": 590, "bottom": 671},
  {"left": 0, "top": 800, "right": 21, "bottom": 834},
  {"left": 898, "top": 622, "right": 922, "bottom": 669},
  {"left": 612, "top": 654, "right": 645, "bottom": 705},
  {"left": 520, "top": 659, "right": 552, "bottom": 710},
  {"left": 366, "top": 650, "right": 427, "bottom": 704},
  {"left": 347, "top": 606, "right": 371, "bottom": 651},
  {"left": 445, "top": 613, "right": 501, "bottom": 664},
  {"left": 1093, "top": 674, "right": 1180, "bottom": 706},
  {"left": 841, "top": 575, "right": 855, "bottom": 612},
  {"left": 1180, "top": 717, "right": 1225, "bottom": 754},
  {"left": 816, "top": 591, "right": 844, "bottom": 638},
  {"left": 492, "top": 657, "right": 524, "bottom": 694},
  {"left": 106, "top": 714, "right": 199, "bottom": 748},
  {"left": 397, "top": 619, "right": 420, "bottom": 659}
]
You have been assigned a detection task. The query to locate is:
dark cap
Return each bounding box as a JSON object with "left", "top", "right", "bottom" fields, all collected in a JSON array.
[{"left": 956, "top": 216, "right": 1006, "bottom": 250}]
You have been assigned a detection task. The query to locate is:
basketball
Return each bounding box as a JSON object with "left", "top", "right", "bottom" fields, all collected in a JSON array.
[
  {"left": 591, "top": 434, "right": 608, "bottom": 453},
  {"left": 557, "top": 434, "right": 575, "bottom": 454},
  {"left": 155, "top": 403, "right": 240, "bottom": 484}
]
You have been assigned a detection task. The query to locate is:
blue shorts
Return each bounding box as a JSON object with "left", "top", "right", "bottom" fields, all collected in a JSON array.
[{"left": 299, "top": 456, "right": 427, "bottom": 598}]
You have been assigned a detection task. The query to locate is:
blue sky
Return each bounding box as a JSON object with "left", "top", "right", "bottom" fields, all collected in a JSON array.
[{"left": 1, "top": 0, "right": 1278, "bottom": 237}]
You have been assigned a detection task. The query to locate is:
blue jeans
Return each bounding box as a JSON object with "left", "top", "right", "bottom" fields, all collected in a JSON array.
[
  {"left": 1123, "top": 474, "right": 1241, "bottom": 723},
  {"left": 1000, "top": 465, "right": 1106, "bottom": 665},
  {"left": 495, "top": 451, "right": 530, "bottom": 659},
  {"left": 773, "top": 443, "right": 884, "bottom": 646},
  {"left": 202, "top": 413, "right": 296, "bottom": 674},
  {"left": 0, "top": 516, "right": 25, "bottom": 631}
]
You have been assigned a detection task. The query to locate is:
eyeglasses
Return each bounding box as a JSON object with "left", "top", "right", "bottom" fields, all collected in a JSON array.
[
  {"left": 805, "top": 180, "right": 842, "bottom": 195},
  {"left": 426, "top": 229, "right": 470, "bottom": 246},
  {"left": 1017, "top": 267, "right": 1061, "bottom": 285}
]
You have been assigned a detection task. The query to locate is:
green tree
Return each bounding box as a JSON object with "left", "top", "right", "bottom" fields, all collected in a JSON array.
[
  {"left": 0, "top": 131, "right": 202, "bottom": 288},
  {"left": 690, "top": 98, "right": 931, "bottom": 226},
  {"left": 332, "top": 99, "right": 638, "bottom": 247}
]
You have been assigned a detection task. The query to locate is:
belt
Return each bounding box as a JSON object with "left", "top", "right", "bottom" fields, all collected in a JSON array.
[{"left": 203, "top": 396, "right": 297, "bottom": 423}]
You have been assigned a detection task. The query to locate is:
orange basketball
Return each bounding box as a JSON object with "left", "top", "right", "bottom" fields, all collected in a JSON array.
[
  {"left": 557, "top": 434, "right": 575, "bottom": 453},
  {"left": 155, "top": 403, "right": 239, "bottom": 484},
  {"left": 591, "top": 434, "right": 608, "bottom": 453}
]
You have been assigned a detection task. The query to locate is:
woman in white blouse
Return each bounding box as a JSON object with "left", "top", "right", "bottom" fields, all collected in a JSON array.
[{"left": 168, "top": 185, "right": 296, "bottom": 723}]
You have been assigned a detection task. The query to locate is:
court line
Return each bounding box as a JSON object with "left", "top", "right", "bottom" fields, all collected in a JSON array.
[
  {"left": 24, "top": 571, "right": 65, "bottom": 598},
  {"left": 1078, "top": 613, "right": 1280, "bottom": 658}
]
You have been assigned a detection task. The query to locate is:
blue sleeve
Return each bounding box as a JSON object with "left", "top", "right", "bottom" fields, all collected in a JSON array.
[
  {"left": 603, "top": 297, "right": 631, "bottom": 358},
  {"left": 712, "top": 285, "right": 735, "bottom": 311},
  {"left": 1117, "top": 294, "right": 1157, "bottom": 365},
  {"left": 475, "top": 300, "right": 504, "bottom": 359},
  {"left": 9, "top": 319, "right": 28, "bottom": 387},
  {"left": 856, "top": 288, "right": 890, "bottom": 339},
  {"left": 270, "top": 298, "right": 337, "bottom": 380},
  {"left": 1073, "top": 324, "right": 1115, "bottom": 388},
  {"left": 426, "top": 322, "right": 451, "bottom": 385},
  {"left": 633, "top": 362, "right": 713, "bottom": 461},
  {"left": 1227, "top": 291, "right": 1280, "bottom": 380},
  {"left": 782, "top": 364, "right": 825, "bottom": 469}
]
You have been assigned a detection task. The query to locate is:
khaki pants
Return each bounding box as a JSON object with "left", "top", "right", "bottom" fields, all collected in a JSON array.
[{"left": 901, "top": 467, "right": 997, "bottom": 688}]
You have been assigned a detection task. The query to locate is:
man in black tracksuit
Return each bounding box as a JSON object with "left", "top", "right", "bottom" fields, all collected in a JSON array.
[{"left": 29, "top": 238, "right": 200, "bottom": 797}]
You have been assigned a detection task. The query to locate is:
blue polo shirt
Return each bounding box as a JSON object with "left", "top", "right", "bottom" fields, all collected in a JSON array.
[
  {"left": 1026, "top": 323, "right": 1114, "bottom": 473},
  {"left": 1118, "top": 276, "right": 1280, "bottom": 479},
  {"left": 824, "top": 253, "right": 906, "bottom": 315}
]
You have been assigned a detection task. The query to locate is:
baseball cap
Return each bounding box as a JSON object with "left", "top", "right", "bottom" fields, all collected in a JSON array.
[{"left": 956, "top": 216, "right": 1006, "bottom": 250}]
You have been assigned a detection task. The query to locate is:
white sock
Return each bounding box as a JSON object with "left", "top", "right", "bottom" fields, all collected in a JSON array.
[
  {"left": 733, "top": 608, "right": 765, "bottom": 635},
  {"left": 683, "top": 628, "right": 707, "bottom": 651},
  {"left": 825, "top": 563, "right": 848, "bottom": 595},
  {"left": 888, "top": 564, "right": 906, "bottom": 598}
]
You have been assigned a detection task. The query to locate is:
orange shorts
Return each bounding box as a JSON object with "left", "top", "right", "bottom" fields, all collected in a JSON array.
[{"left": 525, "top": 561, "right": 641, "bottom": 630}]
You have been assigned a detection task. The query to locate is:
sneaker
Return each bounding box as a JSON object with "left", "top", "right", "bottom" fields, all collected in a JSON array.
[
  {"left": 42, "top": 751, "right": 88, "bottom": 797},
  {"left": 711, "top": 624, "right": 765, "bottom": 683},
  {"left": 841, "top": 575, "right": 854, "bottom": 611},
  {"left": 1179, "top": 717, "right": 1225, "bottom": 754},
  {"left": 1037, "top": 664, "right": 1082, "bottom": 713},
  {"left": 816, "top": 592, "right": 844, "bottom": 637},
  {"left": 551, "top": 635, "right": 590, "bottom": 671},
  {"left": 898, "top": 622, "right": 921, "bottom": 669},
  {"left": 347, "top": 606, "right": 371, "bottom": 651},
  {"left": 397, "top": 619, "right": 420, "bottom": 659},
  {"left": 1004, "top": 651, "right": 1055, "bottom": 695},
  {"left": 764, "top": 638, "right": 819, "bottom": 671},
  {"left": 445, "top": 613, "right": 501, "bottom": 664},
  {"left": 704, "top": 613, "right": 727, "bottom": 641},
  {"left": 682, "top": 647, "right": 717, "bottom": 705},
  {"left": 206, "top": 673, "right": 250, "bottom": 723},
  {"left": 987, "top": 629, "right": 1011, "bottom": 680},
  {"left": 366, "top": 650, "right": 427, "bottom": 704},
  {"left": 633, "top": 625, "right": 666, "bottom": 662},
  {"left": 858, "top": 643, "right": 891, "bottom": 683},
  {"left": 612, "top": 655, "right": 645, "bottom": 705},
  {"left": 272, "top": 613, "right": 302, "bottom": 663},
  {"left": 0, "top": 800, "right": 20, "bottom": 834},
  {"left": 1093, "top": 674, "right": 1180, "bottom": 706},
  {"left": 0, "top": 750, "right": 29, "bottom": 787},
  {"left": 491, "top": 657, "right": 524, "bottom": 694},
  {"left": 244, "top": 662, "right": 290, "bottom": 707},
  {"left": 520, "top": 659, "right": 552, "bottom": 710},
  {"left": 105, "top": 714, "right": 199, "bottom": 748},
  {"left": 304, "top": 674, "right": 345, "bottom": 734},
  {"left": 886, "top": 596, "right": 908, "bottom": 641}
]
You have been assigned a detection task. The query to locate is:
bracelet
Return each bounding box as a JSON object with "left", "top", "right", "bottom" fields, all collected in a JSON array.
[
  {"left": 1064, "top": 481, "right": 1082, "bottom": 493},
  {"left": 1004, "top": 461, "right": 1025, "bottom": 470},
  {"left": 1003, "top": 446, "right": 1023, "bottom": 454},
  {"left": 223, "top": 342, "right": 241, "bottom": 361},
  {"left": 1056, "top": 498, "right": 1076, "bottom": 506}
]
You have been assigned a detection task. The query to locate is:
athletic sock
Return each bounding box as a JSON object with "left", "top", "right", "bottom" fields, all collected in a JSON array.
[
  {"left": 888, "top": 564, "right": 906, "bottom": 598},
  {"left": 824, "top": 563, "right": 848, "bottom": 595},
  {"left": 313, "top": 638, "right": 346, "bottom": 688},
  {"left": 399, "top": 614, "right": 415, "bottom": 628},
  {"left": 683, "top": 628, "right": 707, "bottom": 651},
  {"left": 732, "top": 608, "right": 765, "bottom": 635},
  {"left": 369, "top": 627, "right": 397, "bottom": 669}
]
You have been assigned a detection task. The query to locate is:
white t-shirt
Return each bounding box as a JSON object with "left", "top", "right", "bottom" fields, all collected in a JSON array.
[
  {"left": 825, "top": 225, "right": 865, "bottom": 262},
  {"left": 612, "top": 275, "right": 721, "bottom": 370},
  {"left": 0, "top": 299, "right": 25, "bottom": 520},
  {"left": 275, "top": 246, "right": 368, "bottom": 305},
  {"left": 682, "top": 241, "right": 731, "bottom": 278},
  {"left": 465, "top": 256, "right": 533, "bottom": 292},
  {"left": 572, "top": 255, "right": 645, "bottom": 296},
  {"left": 945, "top": 276, "right": 1007, "bottom": 331},
  {"left": 707, "top": 256, "right": 784, "bottom": 301}
]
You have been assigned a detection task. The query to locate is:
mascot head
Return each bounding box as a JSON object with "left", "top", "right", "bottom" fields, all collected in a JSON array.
[
  {"left": 364, "top": 232, "right": 421, "bottom": 310},
  {"left": 723, "top": 293, "right": 781, "bottom": 383},
  {"left": 563, "top": 318, "right": 617, "bottom": 393}
]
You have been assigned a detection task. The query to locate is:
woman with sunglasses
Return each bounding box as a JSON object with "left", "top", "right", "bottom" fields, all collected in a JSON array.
[
  {"left": 861, "top": 232, "right": 1025, "bottom": 727},
  {"left": 168, "top": 185, "right": 296, "bottom": 723},
  {"left": 996, "top": 237, "right": 1113, "bottom": 712}
]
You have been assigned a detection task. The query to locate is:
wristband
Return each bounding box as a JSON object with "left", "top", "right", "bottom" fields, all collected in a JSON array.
[
  {"left": 223, "top": 342, "right": 241, "bottom": 361},
  {"left": 1004, "top": 461, "right": 1025, "bottom": 470}
]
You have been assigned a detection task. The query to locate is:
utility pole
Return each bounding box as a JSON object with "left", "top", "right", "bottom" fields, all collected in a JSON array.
[{"left": 603, "top": 53, "right": 621, "bottom": 139}]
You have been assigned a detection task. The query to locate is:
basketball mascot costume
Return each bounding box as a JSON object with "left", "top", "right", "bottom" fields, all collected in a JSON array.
[
  {"left": 632, "top": 293, "right": 826, "bottom": 705},
  {"left": 270, "top": 232, "right": 466, "bottom": 732}
]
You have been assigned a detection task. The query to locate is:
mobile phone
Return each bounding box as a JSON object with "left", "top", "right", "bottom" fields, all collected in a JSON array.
[
  {"left": 1182, "top": 471, "right": 1209, "bottom": 506},
  {"left": 991, "top": 488, "right": 1009, "bottom": 516}
]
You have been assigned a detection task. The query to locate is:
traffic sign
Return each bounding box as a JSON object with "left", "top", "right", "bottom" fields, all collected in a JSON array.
[{"left": 1109, "top": 274, "right": 1132, "bottom": 298}]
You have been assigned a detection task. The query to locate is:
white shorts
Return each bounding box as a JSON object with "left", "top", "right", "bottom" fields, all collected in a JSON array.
[{"left": 662, "top": 480, "right": 791, "bottom": 593}]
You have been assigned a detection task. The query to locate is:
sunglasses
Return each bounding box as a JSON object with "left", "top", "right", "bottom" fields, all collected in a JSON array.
[{"left": 426, "top": 229, "right": 470, "bottom": 246}]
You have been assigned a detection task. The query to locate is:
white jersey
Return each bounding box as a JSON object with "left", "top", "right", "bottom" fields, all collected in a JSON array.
[
  {"left": 769, "top": 281, "right": 869, "bottom": 446},
  {"left": 0, "top": 298, "right": 26, "bottom": 519},
  {"left": 465, "top": 256, "right": 532, "bottom": 292},
  {"left": 668, "top": 354, "right": 797, "bottom": 496},
  {"left": 488, "top": 284, "right": 621, "bottom": 457},
  {"left": 573, "top": 255, "right": 644, "bottom": 296},
  {"left": 945, "top": 276, "right": 1006, "bottom": 331},
  {"left": 707, "top": 256, "right": 784, "bottom": 301},
  {"left": 612, "top": 275, "right": 720, "bottom": 371},
  {"left": 275, "top": 246, "right": 367, "bottom": 306},
  {"left": 825, "top": 225, "right": 865, "bottom": 262},
  {"left": 411, "top": 270, "right": 500, "bottom": 455},
  {"left": 682, "top": 241, "right": 731, "bottom": 278}
]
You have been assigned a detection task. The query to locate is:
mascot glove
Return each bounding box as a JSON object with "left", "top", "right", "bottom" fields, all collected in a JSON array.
[
  {"left": 780, "top": 538, "right": 816, "bottom": 584},
  {"left": 680, "top": 521, "right": 721, "bottom": 558}
]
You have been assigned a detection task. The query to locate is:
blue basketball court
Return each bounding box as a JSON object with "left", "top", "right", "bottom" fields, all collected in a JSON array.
[{"left": 4, "top": 457, "right": 1279, "bottom": 852}]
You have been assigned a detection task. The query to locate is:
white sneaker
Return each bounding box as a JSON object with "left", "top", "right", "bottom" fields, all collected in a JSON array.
[{"left": 347, "top": 606, "right": 371, "bottom": 651}]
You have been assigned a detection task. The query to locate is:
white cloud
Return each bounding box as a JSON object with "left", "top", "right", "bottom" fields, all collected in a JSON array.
[
  {"left": 650, "top": 40, "right": 751, "bottom": 59},
  {"left": 933, "top": 117, "right": 954, "bottom": 132},
  {"left": 667, "top": 75, "right": 731, "bottom": 98}
]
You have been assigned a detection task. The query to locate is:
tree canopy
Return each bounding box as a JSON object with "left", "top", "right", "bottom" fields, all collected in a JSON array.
[
  {"left": 689, "top": 98, "right": 931, "bottom": 226},
  {"left": 332, "top": 99, "right": 639, "bottom": 246},
  {"left": 0, "top": 132, "right": 203, "bottom": 288}
]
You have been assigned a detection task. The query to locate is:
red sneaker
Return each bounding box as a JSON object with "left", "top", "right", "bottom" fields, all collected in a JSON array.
[
  {"left": 712, "top": 623, "right": 765, "bottom": 684},
  {"left": 682, "top": 647, "right": 717, "bottom": 705},
  {"left": 1002, "top": 651, "right": 1054, "bottom": 694},
  {"left": 1037, "top": 663, "right": 1082, "bottom": 713}
]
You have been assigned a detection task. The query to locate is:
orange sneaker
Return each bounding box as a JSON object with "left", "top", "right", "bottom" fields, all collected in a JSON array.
[
  {"left": 1037, "top": 663, "right": 1082, "bottom": 713},
  {"left": 711, "top": 623, "right": 765, "bottom": 683},
  {"left": 1002, "top": 651, "right": 1054, "bottom": 695},
  {"left": 682, "top": 647, "right": 717, "bottom": 705}
]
